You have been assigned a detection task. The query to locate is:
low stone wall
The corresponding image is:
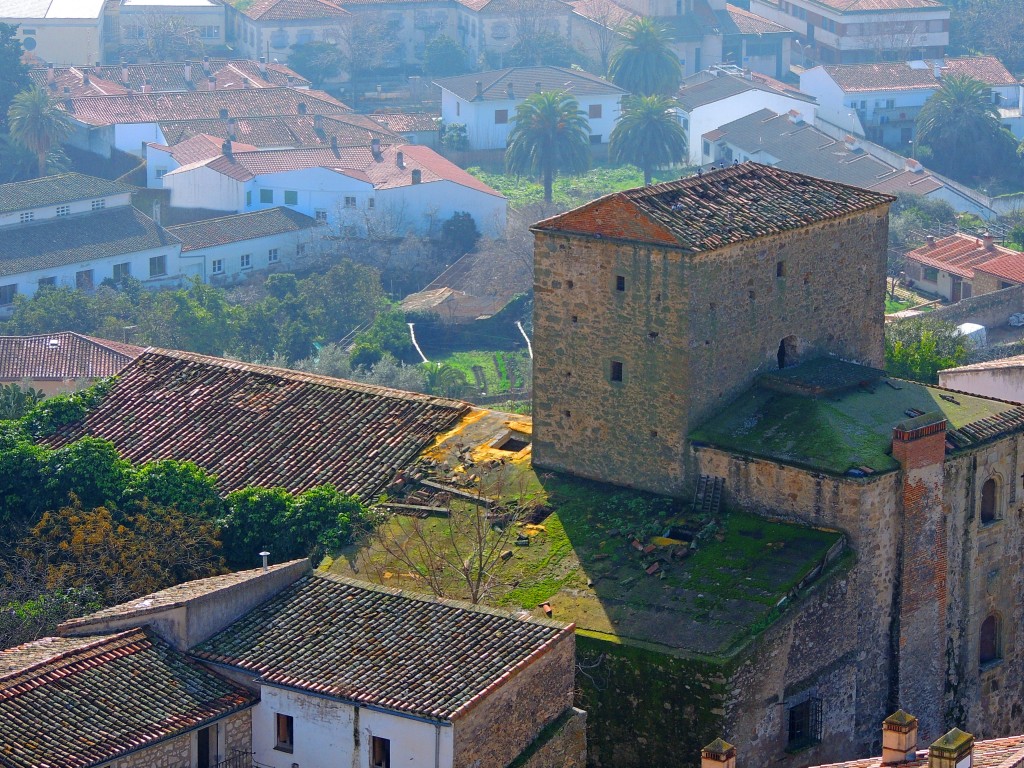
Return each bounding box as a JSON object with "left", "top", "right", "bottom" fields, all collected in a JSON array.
[{"left": 908, "top": 284, "right": 1024, "bottom": 328}]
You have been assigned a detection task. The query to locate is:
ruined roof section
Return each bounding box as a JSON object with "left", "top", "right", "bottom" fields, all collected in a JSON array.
[
  {"left": 0, "top": 628, "right": 255, "bottom": 768},
  {"left": 45, "top": 349, "right": 468, "bottom": 499},
  {"left": 0, "top": 172, "right": 135, "bottom": 214},
  {"left": 0, "top": 332, "right": 143, "bottom": 381},
  {"left": 192, "top": 572, "right": 572, "bottom": 720},
  {"left": 810, "top": 735, "right": 1024, "bottom": 768},
  {"left": 532, "top": 163, "right": 895, "bottom": 252}
]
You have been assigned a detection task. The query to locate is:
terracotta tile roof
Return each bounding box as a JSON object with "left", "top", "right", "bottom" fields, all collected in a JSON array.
[
  {"left": 59, "top": 87, "right": 351, "bottom": 127},
  {"left": 455, "top": 0, "right": 570, "bottom": 11},
  {"left": 811, "top": 735, "right": 1024, "bottom": 768},
  {"left": 677, "top": 71, "right": 813, "bottom": 110},
  {"left": 30, "top": 60, "right": 311, "bottom": 95},
  {"left": 177, "top": 144, "right": 505, "bottom": 197},
  {"left": 724, "top": 3, "right": 792, "bottom": 33},
  {"left": 943, "top": 56, "right": 1019, "bottom": 85},
  {"left": 822, "top": 57, "right": 1015, "bottom": 93},
  {"left": 0, "top": 628, "right": 255, "bottom": 768},
  {"left": 0, "top": 635, "right": 99, "bottom": 676},
  {"left": 434, "top": 65, "right": 625, "bottom": 102},
  {"left": 0, "top": 332, "right": 143, "bottom": 381},
  {"left": 46, "top": 348, "right": 468, "bottom": 498},
  {"left": 242, "top": 0, "right": 349, "bottom": 18},
  {"left": 0, "top": 206, "right": 180, "bottom": 278},
  {"left": 568, "top": 0, "right": 637, "bottom": 27},
  {"left": 166, "top": 207, "right": 318, "bottom": 252},
  {"left": 942, "top": 354, "right": 1024, "bottom": 374},
  {"left": 804, "top": 0, "right": 944, "bottom": 11},
  {"left": 149, "top": 133, "right": 259, "bottom": 166},
  {"left": 368, "top": 111, "right": 441, "bottom": 133},
  {"left": 905, "top": 234, "right": 1020, "bottom": 280},
  {"left": 533, "top": 162, "right": 895, "bottom": 252},
  {"left": 971, "top": 252, "right": 1024, "bottom": 286},
  {"left": 0, "top": 172, "right": 135, "bottom": 214},
  {"left": 192, "top": 572, "right": 573, "bottom": 720},
  {"left": 158, "top": 113, "right": 400, "bottom": 148},
  {"left": 60, "top": 561, "right": 306, "bottom": 630}
]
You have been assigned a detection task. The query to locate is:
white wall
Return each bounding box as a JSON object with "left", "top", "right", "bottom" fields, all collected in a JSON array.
[
  {"left": 165, "top": 164, "right": 246, "bottom": 211},
  {"left": 371, "top": 179, "right": 507, "bottom": 238},
  {"left": 183, "top": 229, "right": 317, "bottom": 283},
  {"left": 0, "top": 193, "right": 133, "bottom": 228},
  {"left": 252, "top": 685, "right": 455, "bottom": 768},
  {"left": 115, "top": 123, "right": 168, "bottom": 157},
  {"left": 120, "top": 2, "right": 226, "bottom": 44},
  {"left": 938, "top": 367, "right": 1024, "bottom": 404},
  {"left": 3, "top": 16, "right": 104, "bottom": 66},
  {"left": 146, "top": 145, "right": 177, "bottom": 188}
]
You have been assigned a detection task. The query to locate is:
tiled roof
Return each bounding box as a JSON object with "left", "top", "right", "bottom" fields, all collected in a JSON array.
[
  {"left": 59, "top": 87, "right": 351, "bottom": 127},
  {"left": 722, "top": 3, "right": 792, "bottom": 33},
  {"left": 0, "top": 628, "right": 255, "bottom": 768},
  {"left": 942, "top": 56, "right": 1019, "bottom": 86},
  {"left": 166, "top": 207, "right": 318, "bottom": 252},
  {"left": 821, "top": 57, "right": 1015, "bottom": 93},
  {"left": 905, "top": 234, "right": 1021, "bottom": 280},
  {"left": 677, "top": 70, "right": 814, "bottom": 110},
  {"left": 971, "top": 252, "right": 1024, "bottom": 285},
  {"left": 568, "top": 0, "right": 637, "bottom": 27},
  {"left": 192, "top": 572, "right": 572, "bottom": 720},
  {"left": 0, "top": 206, "right": 180, "bottom": 278},
  {"left": 803, "top": 0, "right": 944, "bottom": 12},
  {"left": 60, "top": 561, "right": 306, "bottom": 630},
  {"left": 242, "top": 0, "right": 349, "bottom": 19},
  {"left": 178, "top": 144, "right": 505, "bottom": 197},
  {"left": 158, "top": 113, "right": 400, "bottom": 148},
  {"left": 941, "top": 354, "right": 1024, "bottom": 374},
  {"left": 810, "top": 735, "right": 1024, "bottom": 768},
  {"left": 46, "top": 348, "right": 468, "bottom": 498},
  {"left": 0, "top": 332, "right": 143, "bottom": 381},
  {"left": 434, "top": 65, "right": 626, "bottom": 102},
  {"left": 454, "top": 0, "right": 570, "bottom": 11},
  {"left": 149, "top": 133, "right": 259, "bottom": 166},
  {"left": 533, "top": 161, "right": 894, "bottom": 252},
  {"left": 0, "top": 172, "right": 135, "bottom": 214},
  {"left": 369, "top": 111, "right": 441, "bottom": 133}
]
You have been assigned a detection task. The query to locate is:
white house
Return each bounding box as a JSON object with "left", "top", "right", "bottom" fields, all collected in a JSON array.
[
  {"left": 0, "top": 0, "right": 106, "bottom": 66},
  {"left": 146, "top": 133, "right": 259, "bottom": 188},
  {"left": 162, "top": 141, "right": 507, "bottom": 237},
  {"left": 165, "top": 206, "right": 320, "bottom": 283},
  {"left": 801, "top": 56, "right": 1023, "bottom": 147},
  {"left": 119, "top": 0, "right": 227, "bottom": 50},
  {"left": 435, "top": 66, "right": 627, "bottom": 150},
  {"left": 0, "top": 173, "right": 183, "bottom": 316},
  {"left": 676, "top": 65, "right": 816, "bottom": 165}
]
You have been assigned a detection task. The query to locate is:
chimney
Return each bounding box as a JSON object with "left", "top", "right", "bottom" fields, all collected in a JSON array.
[
  {"left": 506, "top": 81, "right": 514, "bottom": 99},
  {"left": 184, "top": 61, "right": 193, "bottom": 85},
  {"left": 208, "top": 74, "right": 216, "bottom": 91},
  {"left": 120, "top": 59, "right": 128, "bottom": 83},
  {"left": 787, "top": 109, "right": 803, "bottom": 125},
  {"left": 297, "top": 102, "right": 307, "bottom": 114},
  {"left": 926, "top": 234, "right": 935, "bottom": 246},
  {"left": 905, "top": 158, "right": 923, "bottom": 173},
  {"left": 142, "top": 78, "right": 153, "bottom": 94},
  {"left": 411, "top": 169, "right": 422, "bottom": 184},
  {"left": 396, "top": 150, "right": 404, "bottom": 168},
  {"left": 82, "top": 70, "right": 90, "bottom": 86},
  {"left": 933, "top": 61, "right": 941, "bottom": 79},
  {"left": 151, "top": 199, "right": 161, "bottom": 225},
  {"left": 371, "top": 137, "right": 382, "bottom": 160},
  {"left": 982, "top": 232, "right": 995, "bottom": 250},
  {"left": 744, "top": 68, "right": 752, "bottom": 80},
  {"left": 203, "top": 55, "right": 211, "bottom": 75},
  {"left": 475, "top": 80, "right": 483, "bottom": 100},
  {"left": 882, "top": 711, "right": 918, "bottom": 765},
  {"left": 219, "top": 107, "right": 229, "bottom": 119},
  {"left": 535, "top": 81, "right": 542, "bottom": 92},
  {"left": 259, "top": 550, "right": 270, "bottom": 572},
  {"left": 259, "top": 55, "right": 267, "bottom": 77},
  {"left": 222, "top": 139, "right": 233, "bottom": 161},
  {"left": 47, "top": 62, "right": 54, "bottom": 82},
  {"left": 701, "top": 739, "right": 736, "bottom": 768},
  {"left": 929, "top": 729, "right": 974, "bottom": 768},
  {"left": 330, "top": 135, "right": 339, "bottom": 157},
  {"left": 892, "top": 412, "right": 947, "bottom": 469},
  {"left": 843, "top": 134, "right": 862, "bottom": 152},
  {"left": 313, "top": 113, "right": 323, "bottom": 131}
]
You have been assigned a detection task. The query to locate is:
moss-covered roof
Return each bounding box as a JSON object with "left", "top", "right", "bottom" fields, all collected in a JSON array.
[{"left": 691, "top": 359, "right": 1023, "bottom": 476}]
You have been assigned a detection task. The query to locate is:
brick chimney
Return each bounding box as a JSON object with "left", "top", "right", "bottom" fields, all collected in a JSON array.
[
  {"left": 701, "top": 739, "right": 736, "bottom": 768},
  {"left": 371, "top": 137, "right": 382, "bottom": 160},
  {"left": 926, "top": 234, "right": 935, "bottom": 247},
  {"left": 882, "top": 711, "right": 919, "bottom": 764},
  {"left": 929, "top": 729, "right": 973, "bottom": 768},
  {"left": 982, "top": 233, "right": 994, "bottom": 251}
]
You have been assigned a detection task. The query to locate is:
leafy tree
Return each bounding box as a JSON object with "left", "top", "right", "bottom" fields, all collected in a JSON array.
[
  {"left": 221, "top": 486, "right": 295, "bottom": 567},
  {"left": 424, "top": 35, "right": 469, "bottom": 76},
  {"left": 915, "top": 74, "right": 1022, "bottom": 187},
  {"left": 288, "top": 41, "right": 345, "bottom": 87},
  {"left": 124, "top": 459, "right": 223, "bottom": 520},
  {"left": 291, "top": 484, "right": 364, "bottom": 552},
  {"left": 422, "top": 362, "right": 469, "bottom": 398},
  {"left": 506, "top": 30, "right": 577, "bottom": 67},
  {"left": 438, "top": 211, "right": 480, "bottom": 257},
  {"left": 45, "top": 437, "right": 130, "bottom": 511},
  {"left": 441, "top": 122, "right": 469, "bottom": 151},
  {"left": 608, "top": 18, "right": 681, "bottom": 96},
  {"left": 352, "top": 308, "right": 413, "bottom": 363},
  {"left": 0, "top": 438, "right": 49, "bottom": 530},
  {"left": 142, "top": 278, "right": 240, "bottom": 355},
  {"left": 0, "top": 133, "right": 38, "bottom": 182},
  {"left": 0, "top": 587, "right": 102, "bottom": 650},
  {"left": 299, "top": 260, "right": 385, "bottom": 343},
  {"left": 506, "top": 90, "right": 590, "bottom": 203},
  {"left": 7, "top": 88, "right": 73, "bottom": 178},
  {"left": 0, "top": 382, "right": 45, "bottom": 420},
  {"left": 610, "top": 94, "right": 687, "bottom": 185},
  {"left": 0, "top": 23, "right": 29, "bottom": 131},
  {"left": 885, "top": 318, "right": 968, "bottom": 383},
  {"left": 948, "top": 0, "right": 1024, "bottom": 73}
]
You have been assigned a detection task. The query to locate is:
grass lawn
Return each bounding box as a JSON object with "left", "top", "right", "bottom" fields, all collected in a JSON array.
[{"left": 434, "top": 349, "right": 530, "bottom": 394}]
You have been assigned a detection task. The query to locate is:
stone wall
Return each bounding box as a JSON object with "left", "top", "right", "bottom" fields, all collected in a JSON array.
[
  {"left": 509, "top": 708, "right": 587, "bottom": 768},
  {"left": 452, "top": 631, "right": 576, "bottom": 768},
  {"left": 114, "top": 709, "right": 251, "bottom": 768},
  {"left": 532, "top": 207, "right": 890, "bottom": 496},
  {"left": 910, "top": 283, "right": 1024, "bottom": 328}
]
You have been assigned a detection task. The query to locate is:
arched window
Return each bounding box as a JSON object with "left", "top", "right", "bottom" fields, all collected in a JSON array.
[
  {"left": 980, "top": 614, "right": 1000, "bottom": 666},
  {"left": 980, "top": 478, "right": 997, "bottom": 524}
]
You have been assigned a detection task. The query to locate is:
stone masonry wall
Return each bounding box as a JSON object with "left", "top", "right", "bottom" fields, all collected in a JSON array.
[
  {"left": 452, "top": 631, "right": 576, "bottom": 768},
  {"left": 532, "top": 207, "right": 890, "bottom": 496},
  {"left": 511, "top": 708, "right": 587, "bottom": 768},
  {"left": 915, "top": 283, "right": 1024, "bottom": 328},
  {"left": 112, "top": 710, "right": 251, "bottom": 768}
]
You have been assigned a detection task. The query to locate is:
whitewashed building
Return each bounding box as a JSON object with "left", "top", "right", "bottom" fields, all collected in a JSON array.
[
  {"left": 119, "top": 0, "right": 227, "bottom": 49},
  {"left": 435, "top": 66, "right": 627, "bottom": 150},
  {"left": 0, "top": 0, "right": 106, "bottom": 66}
]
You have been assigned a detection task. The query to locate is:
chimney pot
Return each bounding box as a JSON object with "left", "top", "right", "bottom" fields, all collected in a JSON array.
[
  {"left": 475, "top": 80, "right": 483, "bottom": 99},
  {"left": 701, "top": 739, "right": 737, "bottom": 768},
  {"left": 982, "top": 232, "right": 995, "bottom": 250},
  {"left": 411, "top": 169, "right": 422, "bottom": 184},
  {"left": 397, "top": 150, "right": 404, "bottom": 168},
  {"left": 259, "top": 550, "right": 270, "bottom": 572},
  {"left": 928, "top": 729, "right": 974, "bottom": 768},
  {"left": 882, "top": 711, "right": 919, "bottom": 765},
  {"left": 926, "top": 235, "right": 935, "bottom": 246}
]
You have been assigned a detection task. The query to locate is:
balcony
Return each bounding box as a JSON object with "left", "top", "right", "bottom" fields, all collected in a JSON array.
[{"left": 210, "top": 751, "right": 272, "bottom": 768}]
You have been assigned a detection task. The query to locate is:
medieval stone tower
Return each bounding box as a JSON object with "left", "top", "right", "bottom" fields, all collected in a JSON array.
[{"left": 530, "top": 162, "right": 895, "bottom": 495}]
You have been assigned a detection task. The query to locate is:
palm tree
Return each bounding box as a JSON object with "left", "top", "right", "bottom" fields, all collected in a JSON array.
[
  {"left": 915, "top": 74, "right": 1017, "bottom": 184},
  {"left": 610, "top": 95, "right": 688, "bottom": 185},
  {"left": 505, "top": 90, "right": 590, "bottom": 203},
  {"left": 7, "top": 88, "right": 73, "bottom": 178},
  {"left": 608, "top": 18, "right": 682, "bottom": 97}
]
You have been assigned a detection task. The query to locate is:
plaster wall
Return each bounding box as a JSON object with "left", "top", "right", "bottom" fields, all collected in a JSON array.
[
  {"left": 0, "top": 192, "right": 133, "bottom": 228},
  {"left": 937, "top": 368, "right": 1024, "bottom": 404}
]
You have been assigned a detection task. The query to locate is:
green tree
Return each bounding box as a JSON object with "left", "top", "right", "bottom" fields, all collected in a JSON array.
[
  {"left": 608, "top": 18, "right": 681, "bottom": 96},
  {"left": 424, "top": 35, "right": 469, "bottom": 76},
  {"left": 291, "top": 484, "right": 364, "bottom": 552},
  {"left": 298, "top": 261, "right": 384, "bottom": 342},
  {"left": 441, "top": 122, "right": 469, "bottom": 151},
  {"left": 0, "top": 23, "right": 29, "bottom": 131},
  {"left": 0, "top": 438, "right": 49, "bottom": 530},
  {"left": 506, "top": 30, "right": 577, "bottom": 67},
  {"left": 885, "top": 318, "right": 969, "bottom": 384},
  {"left": 45, "top": 437, "right": 130, "bottom": 511},
  {"left": 915, "top": 74, "right": 1021, "bottom": 186},
  {"left": 288, "top": 41, "right": 345, "bottom": 87},
  {"left": 506, "top": 90, "right": 590, "bottom": 203},
  {"left": 609, "top": 94, "right": 687, "bottom": 185},
  {"left": 0, "top": 382, "right": 45, "bottom": 420},
  {"left": 6, "top": 88, "right": 74, "bottom": 178},
  {"left": 124, "top": 459, "right": 223, "bottom": 520},
  {"left": 0, "top": 587, "right": 102, "bottom": 650},
  {"left": 438, "top": 211, "right": 480, "bottom": 257},
  {"left": 422, "top": 362, "right": 469, "bottom": 398},
  {"left": 221, "top": 486, "right": 295, "bottom": 567},
  {"left": 142, "top": 278, "right": 239, "bottom": 355}
]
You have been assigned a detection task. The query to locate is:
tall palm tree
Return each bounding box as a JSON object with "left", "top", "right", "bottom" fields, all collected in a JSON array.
[
  {"left": 915, "top": 74, "right": 1016, "bottom": 184},
  {"left": 610, "top": 95, "right": 688, "bottom": 185},
  {"left": 505, "top": 90, "right": 590, "bottom": 203},
  {"left": 7, "top": 88, "right": 73, "bottom": 178},
  {"left": 608, "top": 18, "right": 682, "bottom": 97}
]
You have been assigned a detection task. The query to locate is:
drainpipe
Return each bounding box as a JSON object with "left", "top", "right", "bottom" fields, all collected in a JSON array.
[{"left": 435, "top": 723, "right": 441, "bottom": 768}]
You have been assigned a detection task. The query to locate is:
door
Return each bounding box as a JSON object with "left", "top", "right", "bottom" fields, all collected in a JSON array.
[{"left": 197, "top": 724, "right": 217, "bottom": 768}]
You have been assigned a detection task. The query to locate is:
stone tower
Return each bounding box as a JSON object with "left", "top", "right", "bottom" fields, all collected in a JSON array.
[{"left": 530, "top": 162, "right": 895, "bottom": 495}]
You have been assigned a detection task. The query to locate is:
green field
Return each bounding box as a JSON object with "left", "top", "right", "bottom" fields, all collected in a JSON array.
[{"left": 434, "top": 349, "right": 531, "bottom": 394}]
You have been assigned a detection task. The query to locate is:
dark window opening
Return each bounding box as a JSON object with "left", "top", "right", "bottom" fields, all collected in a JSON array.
[
  {"left": 615, "top": 275, "right": 625, "bottom": 291},
  {"left": 275, "top": 713, "right": 294, "bottom": 753},
  {"left": 571, "top": 315, "right": 578, "bottom": 323},
  {"left": 778, "top": 335, "right": 800, "bottom": 369},
  {"left": 981, "top": 478, "right": 997, "bottom": 524},
  {"left": 372, "top": 736, "right": 391, "bottom": 768},
  {"left": 610, "top": 360, "right": 623, "bottom": 383},
  {"left": 980, "top": 614, "right": 1000, "bottom": 666},
  {"left": 563, "top": 409, "right": 571, "bottom": 417},
  {"left": 497, "top": 433, "right": 531, "bottom": 452},
  {"left": 776, "top": 260, "right": 785, "bottom": 277},
  {"left": 650, "top": 430, "right": 659, "bottom": 437},
  {"left": 649, "top": 331, "right": 659, "bottom": 339},
  {"left": 566, "top": 279, "right": 574, "bottom": 289},
  {"left": 787, "top": 698, "right": 822, "bottom": 750},
  {"left": 748, "top": 290, "right": 756, "bottom": 300},
  {"left": 494, "top": 109, "right": 508, "bottom": 124}
]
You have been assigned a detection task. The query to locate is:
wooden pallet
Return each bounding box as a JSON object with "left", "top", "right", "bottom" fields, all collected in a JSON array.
[{"left": 692, "top": 475, "right": 724, "bottom": 518}]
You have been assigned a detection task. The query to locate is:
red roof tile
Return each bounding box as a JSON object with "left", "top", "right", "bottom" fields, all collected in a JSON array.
[
  {"left": 149, "top": 133, "right": 259, "bottom": 166},
  {"left": 805, "top": 0, "right": 943, "bottom": 11},
  {"left": 242, "top": 0, "right": 350, "bottom": 17},
  {"left": 158, "top": 113, "right": 400, "bottom": 148},
  {"left": 568, "top": 0, "right": 637, "bottom": 26},
  {"left": 46, "top": 348, "right": 468, "bottom": 499},
  {"left": 726, "top": 3, "right": 791, "bottom": 33},
  {"left": 972, "top": 252, "right": 1024, "bottom": 286},
  {"left": 905, "top": 233, "right": 1021, "bottom": 280},
  {"left": 369, "top": 111, "right": 441, "bottom": 133},
  {"left": 823, "top": 57, "right": 1015, "bottom": 92},
  {"left": 0, "top": 332, "right": 143, "bottom": 381},
  {"left": 811, "top": 735, "right": 1024, "bottom": 768}
]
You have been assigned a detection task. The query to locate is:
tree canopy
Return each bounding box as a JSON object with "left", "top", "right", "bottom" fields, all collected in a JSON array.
[
  {"left": 506, "top": 90, "right": 590, "bottom": 202},
  {"left": 0, "top": 23, "right": 29, "bottom": 131},
  {"left": 609, "top": 94, "right": 687, "bottom": 185},
  {"left": 424, "top": 35, "right": 469, "bottom": 76},
  {"left": 885, "top": 318, "right": 969, "bottom": 384},
  {"left": 288, "top": 41, "right": 345, "bottom": 87},
  {"left": 7, "top": 87, "right": 73, "bottom": 177},
  {"left": 608, "top": 18, "right": 681, "bottom": 96}
]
